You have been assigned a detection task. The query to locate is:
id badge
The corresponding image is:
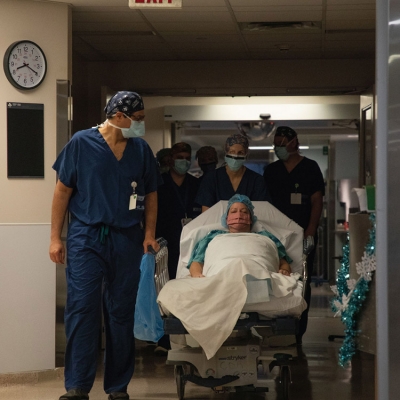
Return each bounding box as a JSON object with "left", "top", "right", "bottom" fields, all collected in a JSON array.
[
  {"left": 290, "top": 193, "right": 302, "bottom": 205},
  {"left": 181, "top": 218, "right": 192, "bottom": 227},
  {"left": 129, "top": 194, "right": 137, "bottom": 210}
]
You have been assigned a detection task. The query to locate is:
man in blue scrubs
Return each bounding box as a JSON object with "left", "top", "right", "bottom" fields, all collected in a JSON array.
[{"left": 49, "top": 91, "right": 159, "bottom": 400}]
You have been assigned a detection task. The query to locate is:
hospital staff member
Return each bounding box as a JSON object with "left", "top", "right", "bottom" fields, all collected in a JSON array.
[
  {"left": 195, "top": 133, "right": 270, "bottom": 212},
  {"left": 49, "top": 91, "right": 159, "bottom": 400},
  {"left": 263, "top": 126, "right": 325, "bottom": 346},
  {"left": 156, "top": 142, "right": 201, "bottom": 280}
]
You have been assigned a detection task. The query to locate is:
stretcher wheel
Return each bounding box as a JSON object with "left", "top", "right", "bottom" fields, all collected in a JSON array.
[
  {"left": 279, "top": 366, "right": 290, "bottom": 400},
  {"left": 175, "top": 365, "right": 186, "bottom": 400}
]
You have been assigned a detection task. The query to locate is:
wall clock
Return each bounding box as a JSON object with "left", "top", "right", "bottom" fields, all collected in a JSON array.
[{"left": 3, "top": 40, "right": 47, "bottom": 90}]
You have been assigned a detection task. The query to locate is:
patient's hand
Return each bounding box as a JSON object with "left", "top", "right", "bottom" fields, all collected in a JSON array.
[
  {"left": 191, "top": 272, "right": 206, "bottom": 278},
  {"left": 278, "top": 258, "right": 291, "bottom": 276},
  {"left": 189, "top": 261, "right": 205, "bottom": 278}
]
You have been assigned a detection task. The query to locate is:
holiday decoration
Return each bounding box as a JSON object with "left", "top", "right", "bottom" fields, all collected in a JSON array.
[{"left": 331, "top": 213, "right": 376, "bottom": 367}]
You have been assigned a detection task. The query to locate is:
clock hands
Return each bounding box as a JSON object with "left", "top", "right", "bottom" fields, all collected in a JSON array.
[{"left": 15, "top": 62, "right": 38, "bottom": 76}]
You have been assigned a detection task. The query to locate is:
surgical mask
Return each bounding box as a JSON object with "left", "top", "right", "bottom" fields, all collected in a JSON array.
[
  {"left": 199, "top": 162, "right": 217, "bottom": 174},
  {"left": 173, "top": 159, "right": 191, "bottom": 175},
  {"left": 225, "top": 154, "right": 246, "bottom": 172},
  {"left": 274, "top": 146, "right": 289, "bottom": 161},
  {"left": 108, "top": 116, "right": 145, "bottom": 138}
]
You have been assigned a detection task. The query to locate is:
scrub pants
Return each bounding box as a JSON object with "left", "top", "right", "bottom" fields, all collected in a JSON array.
[{"left": 64, "top": 218, "right": 143, "bottom": 394}]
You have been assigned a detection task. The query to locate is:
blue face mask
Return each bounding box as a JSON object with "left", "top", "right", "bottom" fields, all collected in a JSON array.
[
  {"left": 225, "top": 154, "right": 246, "bottom": 172},
  {"left": 173, "top": 159, "right": 191, "bottom": 175},
  {"left": 108, "top": 116, "right": 145, "bottom": 138},
  {"left": 274, "top": 146, "right": 289, "bottom": 161}
]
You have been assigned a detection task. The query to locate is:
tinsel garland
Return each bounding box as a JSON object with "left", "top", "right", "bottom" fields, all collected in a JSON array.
[{"left": 331, "top": 213, "right": 376, "bottom": 367}]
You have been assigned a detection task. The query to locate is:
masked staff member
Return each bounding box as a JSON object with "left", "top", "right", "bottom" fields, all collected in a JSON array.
[
  {"left": 263, "top": 126, "right": 325, "bottom": 346},
  {"left": 156, "top": 142, "right": 201, "bottom": 280},
  {"left": 196, "top": 133, "right": 270, "bottom": 212},
  {"left": 195, "top": 145, "right": 218, "bottom": 179},
  {"left": 49, "top": 91, "right": 159, "bottom": 400}
]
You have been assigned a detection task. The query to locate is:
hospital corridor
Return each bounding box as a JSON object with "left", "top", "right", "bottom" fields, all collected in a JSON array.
[
  {"left": 0, "top": 283, "right": 375, "bottom": 400},
  {"left": 0, "top": 1, "right": 398, "bottom": 400}
]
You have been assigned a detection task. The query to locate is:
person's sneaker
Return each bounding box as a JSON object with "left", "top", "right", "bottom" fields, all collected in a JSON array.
[
  {"left": 154, "top": 345, "right": 168, "bottom": 356},
  {"left": 108, "top": 392, "right": 129, "bottom": 400},
  {"left": 59, "top": 389, "right": 89, "bottom": 400}
]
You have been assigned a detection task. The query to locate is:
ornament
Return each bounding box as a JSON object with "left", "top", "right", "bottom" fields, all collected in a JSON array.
[{"left": 331, "top": 213, "right": 376, "bottom": 367}]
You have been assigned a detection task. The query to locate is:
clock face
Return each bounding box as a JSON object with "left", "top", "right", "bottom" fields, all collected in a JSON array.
[{"left": 3, "top": 41, "right": 47, "bottom": 90}]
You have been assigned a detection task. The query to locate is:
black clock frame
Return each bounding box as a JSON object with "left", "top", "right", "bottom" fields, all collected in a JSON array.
[{"left": 3, "top": 40, "right": 47, "bottom": 90}]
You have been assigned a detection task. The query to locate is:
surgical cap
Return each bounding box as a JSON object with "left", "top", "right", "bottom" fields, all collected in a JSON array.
[
  {"left": 156, "top": 148, "right": 171, "bottom": 163},
  {"left": 275, "top": 126, "right": 297, "bottom": 141},
  {"left": 225, "top": 133, "right": 249, "bottom": 153},
  {"left": 221, "top": 194, "right": 257, "bottom": 229},
  {"left": 196, "top": 146, "right": 218, "bottom": 164},
  {"left": 170, "top": 142, "right": 192, "bottom": 156},
  {"left": 104, "top": 91, "right": 144, "bottom": 117}
]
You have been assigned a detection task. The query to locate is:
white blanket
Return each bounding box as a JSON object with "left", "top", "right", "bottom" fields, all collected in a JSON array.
[{"left": 157, "top": 233, "right": 305, "bottom": 359}]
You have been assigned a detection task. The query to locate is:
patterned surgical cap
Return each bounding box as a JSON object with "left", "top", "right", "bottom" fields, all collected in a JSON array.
[
  {"left": 225, "top": 133, "right": 249, "bottom": 153},
  {"left": 221, "top": 194, "right": 257, "bottom": 229},
  {"left": 275, "top": 126, "right": 297, "bottom": 141},
  {"left": 104, "top": 91, "right": 144, "bottom": 117}
]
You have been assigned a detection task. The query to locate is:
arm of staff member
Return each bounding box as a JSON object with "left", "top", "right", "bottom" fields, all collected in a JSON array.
[
  {"left": 143, "top": 191, "right": 160, "bottom": 253},
  {"left": 49, "top": 180, "right": 73, "bottom": 264}
]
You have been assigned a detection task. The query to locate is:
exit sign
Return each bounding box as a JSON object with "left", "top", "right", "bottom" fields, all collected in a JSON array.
[{"left": 129, "top": 0, "right": 182, "bottom": 8}]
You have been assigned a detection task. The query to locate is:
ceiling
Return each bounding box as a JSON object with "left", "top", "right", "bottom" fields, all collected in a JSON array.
[
  {"left": 43, "top": 0, "right": 374, "bottom": 149},
  {"left": 67, "top": 0, "right": 375, "bottom": 62}
]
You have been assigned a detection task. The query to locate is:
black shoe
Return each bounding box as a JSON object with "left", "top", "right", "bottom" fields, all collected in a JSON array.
[
  {"left": 59, "top": 389, "right": 89, "bottom": 400},
  {"left": 108, "top": 392, "right": 129, "bottom": 400}
]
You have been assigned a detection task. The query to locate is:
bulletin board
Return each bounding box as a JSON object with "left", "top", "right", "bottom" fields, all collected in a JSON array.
[{"left": 7, "top": 102, "right": 44, "bottom": 178}]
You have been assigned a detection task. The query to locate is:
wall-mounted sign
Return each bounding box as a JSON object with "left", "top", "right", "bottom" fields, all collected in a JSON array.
[{"left": 129, "top": 0, "right": 182, "bottom": 9}]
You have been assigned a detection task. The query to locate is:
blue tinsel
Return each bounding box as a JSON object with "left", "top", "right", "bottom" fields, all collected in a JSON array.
[{"left": 331, "top": 213, "right": 376, "bottom": 367}]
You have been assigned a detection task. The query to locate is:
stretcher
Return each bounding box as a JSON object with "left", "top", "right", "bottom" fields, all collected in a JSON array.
[{"left": 155, "top": 201, "right": 310, "bottom": 400}]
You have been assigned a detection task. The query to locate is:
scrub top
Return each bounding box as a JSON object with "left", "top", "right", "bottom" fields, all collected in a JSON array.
[
  {"left": 195, "top": 166, "right": 270, "bottom": 208},
  {"left": 263, "top": 157, "right": 325, "bottom": 230},
  {"left": 53, "top": 127, "right": 159, "bottom": 228},
  {"left": 156, "top": 172, "right": 201, "bottom": 249}
]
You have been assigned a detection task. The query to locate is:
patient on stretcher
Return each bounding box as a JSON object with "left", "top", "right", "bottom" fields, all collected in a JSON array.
[
  {"left": 188, "top": 194, "right": 292, "bottom": 279},
  {"left": 157, "top": 195, "right": 307, "bottom": 359}
]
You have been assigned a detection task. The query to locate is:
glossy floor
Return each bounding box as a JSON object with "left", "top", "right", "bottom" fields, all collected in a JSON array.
[{"left": 0, "top": 284, "right": 375, "bottom": 400}]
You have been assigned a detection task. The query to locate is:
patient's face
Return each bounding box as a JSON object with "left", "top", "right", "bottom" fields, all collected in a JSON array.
[{"left": 227, "top": 203, "right": 251, "bottom": 233}]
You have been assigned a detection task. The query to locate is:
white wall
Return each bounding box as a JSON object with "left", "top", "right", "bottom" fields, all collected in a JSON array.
[{"left": 0, "top": 0, "right": 70, "bottom": 373}]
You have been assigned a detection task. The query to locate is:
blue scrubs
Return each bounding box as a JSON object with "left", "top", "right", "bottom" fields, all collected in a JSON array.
[
  {"left": 53, "top": 128, "right": 158, "bottom": 394},
  {"left": 195, "top": 166, "right": 270, "bottom": 208}
]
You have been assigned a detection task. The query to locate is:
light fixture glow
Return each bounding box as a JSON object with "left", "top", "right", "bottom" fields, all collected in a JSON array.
[{"left": 249, "top": 146, "right": 310, "bottom": 150}]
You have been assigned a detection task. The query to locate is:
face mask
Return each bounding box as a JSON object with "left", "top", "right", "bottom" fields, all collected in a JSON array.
[
  {"left": 199, "top": 162, "right": 217, "bottom": 174},
  {"left": 173, "top": 159, "right": 191, "bottom": 175},
  {"left": 159, "top": 166, "right": 169, "bottom": 174},
  {"left": 227, "top": 211, "right": 251, "bottom": 231},
  {"left": 274, "top": 146, "right": 289, "bottom": 161},
  {"left": 225, "top": 154, "right": 246, "bottom": 172},
  {"left": 108, "top": 116, "right": 145, "bottom": 138}
]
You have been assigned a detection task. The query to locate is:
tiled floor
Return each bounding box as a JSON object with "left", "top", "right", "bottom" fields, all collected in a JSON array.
[{"left": 0, "top": 284, "right": 375, "bottom": 400}]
